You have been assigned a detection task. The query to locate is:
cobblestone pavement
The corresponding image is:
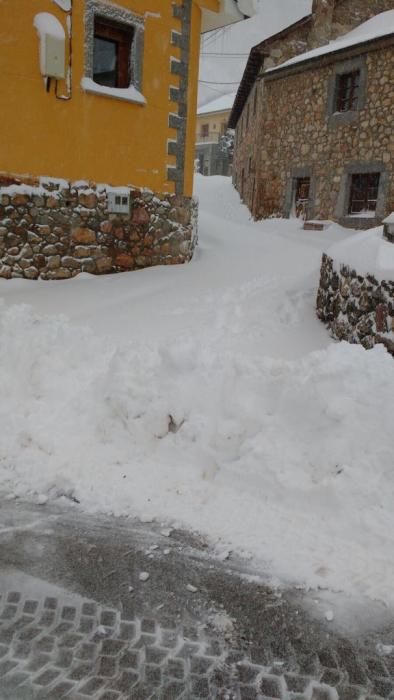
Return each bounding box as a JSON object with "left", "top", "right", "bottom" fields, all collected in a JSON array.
[{"left": 1, "top": 499, "right": 394, "bottom": 699}]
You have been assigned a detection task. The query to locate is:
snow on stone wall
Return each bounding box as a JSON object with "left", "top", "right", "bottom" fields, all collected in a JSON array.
[
  {"left": 317, "top": 253, "right": 394, "bottom": 355},
  {"left": 0, "top": 178, "right": 197, "bottom": 280}
]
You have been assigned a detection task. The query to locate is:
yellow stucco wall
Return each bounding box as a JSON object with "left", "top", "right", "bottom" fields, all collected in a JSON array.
[
  {"left": 196, "top": 110, "right": 231, "bottom": 141},
  {"left": 0, "top": 0, "right": 218, "bottom": 197}
]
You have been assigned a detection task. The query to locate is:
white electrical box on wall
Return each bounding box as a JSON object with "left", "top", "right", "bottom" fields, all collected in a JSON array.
[
  {"left": 34, "top": 13, "right": 66, "bottom": 79},
  {"left": 108, "top": 191, "right": 130, "bottom": 214}
]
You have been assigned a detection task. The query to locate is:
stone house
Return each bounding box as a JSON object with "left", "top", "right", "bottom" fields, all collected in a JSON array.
[
  {"left": 229, "top": 0, "right": 394, "bottom": 228},
  {"left": 0, "top": 0, "right": 254, "bottom": 280},
  {"left": 195, "top": 92, "right": 235, "bottom": 176}
]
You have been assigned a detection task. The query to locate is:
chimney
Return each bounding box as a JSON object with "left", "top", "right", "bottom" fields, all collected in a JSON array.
[{"left": 308, "top": 0, "right": 335, "bottom": 49}]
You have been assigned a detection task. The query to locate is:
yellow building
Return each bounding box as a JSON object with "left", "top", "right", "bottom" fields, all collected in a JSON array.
[
  {"left": 0, "top": 0, "right": 254, "bottom": 279},
  {"left": 196, "top": 92, "right": 236, "bottom": 175}
]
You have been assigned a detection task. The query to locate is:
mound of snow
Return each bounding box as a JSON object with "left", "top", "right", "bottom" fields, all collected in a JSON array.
[
  {"left": 327, "top": 227, "right": 394, "bottom": 281},
  {"left": 0, "top": 300, "right": 394, "bottom": 603},
  {"left": 0, "top": 176, "right": 392, "bottom": 607}
]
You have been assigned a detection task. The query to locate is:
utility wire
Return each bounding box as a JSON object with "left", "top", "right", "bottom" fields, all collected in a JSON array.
[
  {"left": 199, "top": 80, "right": 240, "bottom": 85},
  {"left": 201, "top": 52, "right": 249, "bottom": 56},
  {"left": 201, "top": 27, "right": 225, "bottom": 49}
]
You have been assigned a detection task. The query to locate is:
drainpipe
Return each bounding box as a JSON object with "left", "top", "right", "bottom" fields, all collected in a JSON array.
[{"left": 55, "top": 0, "right": 73, "bottom": 100}]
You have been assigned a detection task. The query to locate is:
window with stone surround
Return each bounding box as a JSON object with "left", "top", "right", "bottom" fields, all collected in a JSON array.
[
  {"left": 327, "top": 56, "right": 367, "bottom": 127},
  {"left": 348, "top": 173, "right": 380, "bottom": 215},
  {"left": 335, "top": 70, "right": 360, "bottom": 112},
  {"left": 84, "top": 0, "right": 144, "bottom": 100},
  {"left": 334, "top": 162, "right": 387, "bottom": 226},
  {"left": 201, "top": 123, "right": 209, "bottom": 137},
  {"left": 93, "top": 18, "right": 134, "bottom": 88}
]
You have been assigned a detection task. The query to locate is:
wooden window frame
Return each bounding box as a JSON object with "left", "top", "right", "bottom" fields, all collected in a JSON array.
[
  {"left": 348, "top": 172, "right": 380, "bottom": 215},
  {"left": 94, "top": 18, "right": 134, "bottom": 89},
  {"left": 335, "top": 70, "right": 360, "bottom": 112},
  {"left": 294, "top": 177, "right": 311, "bottom": 219}
]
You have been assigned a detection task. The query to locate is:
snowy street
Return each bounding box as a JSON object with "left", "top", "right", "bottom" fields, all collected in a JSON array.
[
  {"left": 1, "top": 498, "right": 394, "bottom": 700},
  {"left": 0, "top": 175, "right": 393, "bottom": 607},
  {"left": 2, "top": 0, "right": 394, "bottom": 695}
]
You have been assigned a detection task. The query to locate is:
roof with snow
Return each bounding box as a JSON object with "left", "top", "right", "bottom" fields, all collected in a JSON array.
[
  {"left": 197, "top": 91, "right": 237, "bottom": 116},
  {"left": 266, "top": 10, "right": 394, "bottom": 75},
  {"left": 228, "top": 12, "right": 312, "bottom": 128}
]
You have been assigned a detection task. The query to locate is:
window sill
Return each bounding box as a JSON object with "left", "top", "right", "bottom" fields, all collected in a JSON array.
[
  {"left": 81, "top": 77, "right": 146, "bottom": 105},
  {"left": 328, "top": 109, "right": 359, "bottom": 128},
  {"left": 339, "top": 215, "right": 380, "bottom": 229}
]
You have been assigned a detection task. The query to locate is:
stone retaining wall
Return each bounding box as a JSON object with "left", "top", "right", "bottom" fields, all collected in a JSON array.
[
  {"left": 316, "top": 253, "right": 394, "bottom": 355},
  {"left": 0, "top": 178, "right": 198, "bottom": 280}
]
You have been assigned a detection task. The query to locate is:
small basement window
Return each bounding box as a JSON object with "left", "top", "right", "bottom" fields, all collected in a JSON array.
[
  {"left": 93, "top": 18, "right": 134, "bottom": 88},
  {"left": 348, "top": 173, "right": 380, "bottom": 215},
  {"left": 335, "top": 70, "right": 360, "bottom": 112}
]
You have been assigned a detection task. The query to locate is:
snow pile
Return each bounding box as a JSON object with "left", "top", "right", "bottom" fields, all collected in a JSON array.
[
  {"left": 327, "top": 227, "right": 394, "bottom": 282},
  {"left": 0, "top": 302, "right": 394, "bottom": 602},
  {"left": 0, "top": 175, "right": 393, "bottom": 605}
]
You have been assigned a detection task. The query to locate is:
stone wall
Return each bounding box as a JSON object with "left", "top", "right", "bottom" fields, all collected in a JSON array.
[
  {"left": 309, "top": 0, "right": 394, "bottom": 49},
  {"left": 232, "top": 1, "right": 394, "bottom": 222},
  {"left": 0, "top": 177, "right": 197, "bottom": 280},
  {"left": 309, "top": 0, "right": 335, "bottom": 49},
  {"left": 256, "top": 43, "right": 394, "bottom": 224},
  {"left": 332, "top": 0, "right": 394, "bottom": 39},
  {"left": 233, "top": 82, "right": 261, "bottom": 209},
  {"left": 233, "top": 19, "right": 311, "bottom": 212},
  {"left": 317, "top": 253, "right": 394, "bottom": 355}
]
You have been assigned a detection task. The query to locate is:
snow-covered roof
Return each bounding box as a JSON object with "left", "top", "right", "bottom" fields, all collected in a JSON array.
[
  {"left": 197, "top": 91, "right": 237, "bottom": 115},
  {"left": 266, "top": 10, "right": 394, "bottom": 74}
]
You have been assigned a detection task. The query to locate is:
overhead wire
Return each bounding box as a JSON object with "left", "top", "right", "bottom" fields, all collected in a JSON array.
[
  {"left": 199, "top": 80, "right": 240, "bottom": 85},
  {"left": 201, "top": 52, "right": 249, "bottom": 56}
]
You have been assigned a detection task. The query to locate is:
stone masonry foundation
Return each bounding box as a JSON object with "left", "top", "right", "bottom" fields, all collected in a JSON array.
[
  {"left": 317, "top": 253, "right": 394, "bottom": 355},
  {"left": 0, "top": 176, "right": 198, "bottom": 280}
]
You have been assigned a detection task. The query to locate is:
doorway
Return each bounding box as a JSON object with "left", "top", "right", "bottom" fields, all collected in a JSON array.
[{"left": 294, "top": 177, "right": 311, "bottom": 219}]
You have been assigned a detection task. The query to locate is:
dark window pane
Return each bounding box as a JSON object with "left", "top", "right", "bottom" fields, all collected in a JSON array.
[
  {"left": 94, "top": 37, "right": 118, "bottom": 87},
  {"left": 349, "top": 173, "right": 380, "bottom": 214},
  {"left": 335, "top": 71, "right": 360, "bottom": 112},
  {"left": 295, "top": 177, "right": 310, "bottom": 218}
]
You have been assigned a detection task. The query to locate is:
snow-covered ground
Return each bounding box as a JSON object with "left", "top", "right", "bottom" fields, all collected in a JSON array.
[{"left": 1, "top": 176, "right": 393, "bottom": 607}]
